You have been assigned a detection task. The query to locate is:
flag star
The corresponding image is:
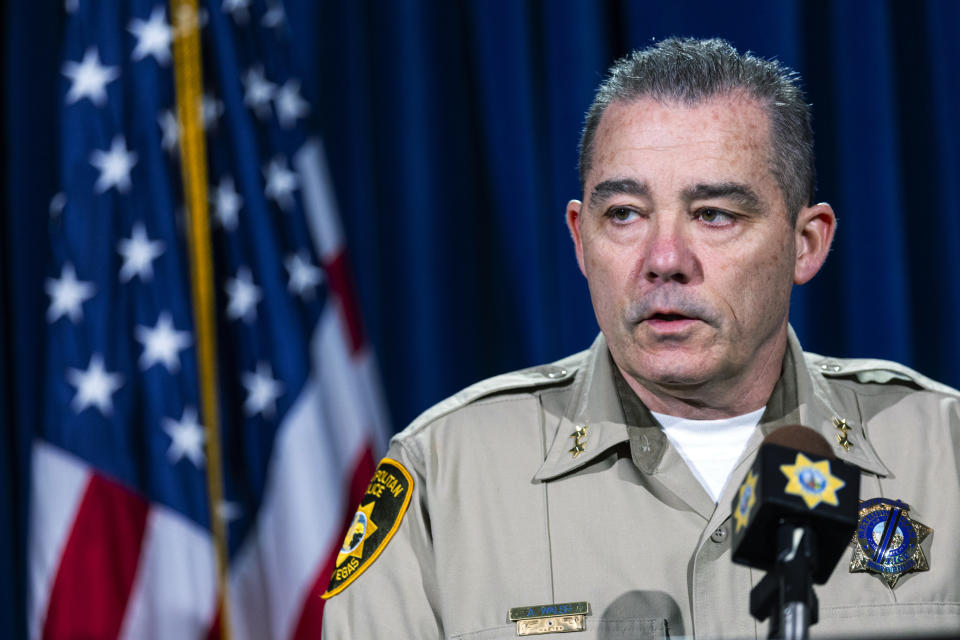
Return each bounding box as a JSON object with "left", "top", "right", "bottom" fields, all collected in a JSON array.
[
  {"left": 65, "top": 0, "right": 78, "bottom": 13},
  {"left": 285, "top": 252, "right": 323, "bottom": 298},
  {"left": 218, "top": 500, "right": 243, "bottom": 523},
  {"left": 243, "top": 66, "right": 276, "bottom": 119},
  {"left": 212, "top": 176, "right": 242, "bottom": 231},
  {"left": 118, "top": 222, "right": 165, "bottom": 282},
  {"left": 261, "top": 2, "right": 285, "bottom": 28},
  {"left": 163, "top": 407, "right": 205, "bottom": 467},
  {"left": 67, "top": 354, "right": 124, "bottom": 416},
  {"left": 129, "top": 7, "right": 172, "bottom": 65},
  {"left": 275, "top": 80, "right": 309, "bottom": 128},
  {"left": 242, "top": 361, "right": 284, "bottom": 418},
  {"left": 49, "top": 192, "right": 66, "bottom": 218},
  {"left": 62, "top": 47, "right": 120, "bottom": 106},
  {"left": 263, "top": 156, "right": 299, "bottom": 211},
  {"left": 225, "top": 267, "right": 262, "bottom": 322},
  {"left": 158, "top": 110, "right": 179, "bottom": 153},
  {"left": 200, "top": 93, "right": 224, "bottom": 129},
  {"left": 222, "top": 0, "right": 250, "bottom": 24},
  {"left": 90, "top": 135, "right": 138, "bottom": 193},
  {"left": 135, "top": 311, "right": 191, "bottom": 372},
  {"left": 46, "top": 263, "right": 95, "bottom": 323}
]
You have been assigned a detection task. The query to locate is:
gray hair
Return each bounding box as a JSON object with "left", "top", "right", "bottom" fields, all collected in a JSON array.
[{"left": 578, "top": 37, "right": 814, "bottom": 222}]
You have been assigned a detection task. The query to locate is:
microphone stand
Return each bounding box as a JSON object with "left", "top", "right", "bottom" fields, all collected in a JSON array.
[{"left": 749, "top": 522, "right": 819, "bottom": 640}]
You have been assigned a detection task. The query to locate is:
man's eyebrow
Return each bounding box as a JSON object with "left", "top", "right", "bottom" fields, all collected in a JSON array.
[
  {"left": 683, "top": 182, "right": 764, "bottom": 213},
  {"left": 588, "top": 178, "right": 649, "bottom": 206}
]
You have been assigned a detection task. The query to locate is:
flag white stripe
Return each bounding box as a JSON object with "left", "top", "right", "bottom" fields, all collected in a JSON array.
[
  {"left": 27, "top": 441, "right": 93, "bottom": 640},
  {"left": 228, "top": 304, "right": 376, "bottom": 639},
  {"left": 296, "top": 139, "right": 345, "bottom": 262},
  {"left": 118, "top": 505, "right": 217, "bottom": 640}
]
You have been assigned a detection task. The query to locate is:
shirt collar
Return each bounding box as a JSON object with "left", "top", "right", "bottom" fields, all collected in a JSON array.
[{"left": 533, "top": 327, "right": 890, "bottom": 482}]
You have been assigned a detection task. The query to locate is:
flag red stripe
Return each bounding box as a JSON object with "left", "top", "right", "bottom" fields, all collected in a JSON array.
[
  {"left": 324, "top": 252, "right": 365, "bottom": 355},
  {"left": 42, "top": 473, "right": 149, "bottom": 640},
  {"left": 290, "top": 442, "right": 377, "bottom": 640}
]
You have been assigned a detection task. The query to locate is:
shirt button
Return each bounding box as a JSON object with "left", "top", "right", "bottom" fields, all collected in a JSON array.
[{"left": 710, "top": 526, "right": 728, "bottom": 543}]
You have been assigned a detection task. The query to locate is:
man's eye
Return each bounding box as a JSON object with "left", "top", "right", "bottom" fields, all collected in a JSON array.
[
  {"left": 696, "top": 208, "right": 734, "bottom": 225},
  {"left": 607, "top": 207, "right": 637, "bottom": 222}
]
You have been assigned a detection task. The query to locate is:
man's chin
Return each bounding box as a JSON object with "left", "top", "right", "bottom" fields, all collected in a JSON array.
[{"left": 626, "top": 349, "right": 720, "bottom": 389}]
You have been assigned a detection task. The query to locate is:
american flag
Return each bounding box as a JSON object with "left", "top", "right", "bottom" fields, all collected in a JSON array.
[{"left": 29, "top": 0, "right": 388, "bottom": 638}]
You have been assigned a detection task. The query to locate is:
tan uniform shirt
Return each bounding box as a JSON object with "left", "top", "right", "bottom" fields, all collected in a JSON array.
[{"left": 321, "top": 328, "right": 960, "bottom": 639}]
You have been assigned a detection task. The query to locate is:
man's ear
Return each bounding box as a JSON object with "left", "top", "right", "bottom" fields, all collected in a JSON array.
[
  {"left": 794, "top": 202, "right": 836, "bottom": 285},
  {"left": 566, "top": 199, "right": 587, "bottom": 277}
]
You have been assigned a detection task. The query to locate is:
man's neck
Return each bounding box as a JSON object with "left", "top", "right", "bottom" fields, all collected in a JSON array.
[{"left": 616, "top": 333, "right": 788, "bottom": 420}]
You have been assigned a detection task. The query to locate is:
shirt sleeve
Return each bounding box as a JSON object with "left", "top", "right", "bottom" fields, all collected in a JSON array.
[{"left": 321, "top": 439, "right": 443, "bottom": 639}]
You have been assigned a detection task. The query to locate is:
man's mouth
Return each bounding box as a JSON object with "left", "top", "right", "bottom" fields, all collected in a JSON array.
[
  {"left": 648, "top": 312, "right": 693, "bottom": 322},
  {"left": 643, "top": 311, "right": 701, "bottom": 332}
]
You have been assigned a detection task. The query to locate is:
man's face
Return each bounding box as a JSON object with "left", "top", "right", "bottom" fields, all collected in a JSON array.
[{"left": 568, "top": 95, "right": 806, "bottom": 406}]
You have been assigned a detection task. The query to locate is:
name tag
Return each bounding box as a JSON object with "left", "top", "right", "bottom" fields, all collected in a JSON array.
[{"left": 508, "top": 602, "right": 590, "bottom": 636}]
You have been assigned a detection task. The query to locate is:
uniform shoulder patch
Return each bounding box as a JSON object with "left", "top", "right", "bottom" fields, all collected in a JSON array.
[{"left": 322, "top": 458, "right": 414, "bottom": 599}]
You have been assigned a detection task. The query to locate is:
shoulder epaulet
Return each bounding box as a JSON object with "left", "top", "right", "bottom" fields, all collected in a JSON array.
[
  {"left": 806, "top": 352, "right": 960, "bottom": 397},
  {"left": 396, "top": 351, "right": 583, "bottom": 440}
]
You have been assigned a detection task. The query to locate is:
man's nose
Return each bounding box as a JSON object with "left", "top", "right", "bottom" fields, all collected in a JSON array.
[{"left": 642, "top": 217, "right": 700, "bottom": 284}]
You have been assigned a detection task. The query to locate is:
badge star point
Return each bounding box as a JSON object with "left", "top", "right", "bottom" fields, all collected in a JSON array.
[
  {"left": 135, "top": 311, "right": 191, "bottom": 372},
  {"left": 67, "top": 353, "right": 124, "bottom": 416},
  {"left": 225, "top": 267, "right": 262, "bottom": 322},
  {"left": 129, "top": 6, "right": 172, "bottom": 65},
  {"left": 163, "top": 406, "right": 205, "bottom": 467},
  {"left": 62, "top": 47, "right": 119, "bottom": 106},
  {"left": 46, "top": 263, "right": 96, "bottom": 323},
  {"left": 242, "top": 361, "right": 284, "bottom": 418},
  {"left": 118, "top": 222, "right": 165, "bottom": 282},
  {"left": 90, "top": 135, "right": 138, "bottom": 193}
]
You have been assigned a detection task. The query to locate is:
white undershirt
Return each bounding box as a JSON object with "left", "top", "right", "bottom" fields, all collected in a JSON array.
[{"left": 651, "top": 407, "right": 765, "bottom": 503}]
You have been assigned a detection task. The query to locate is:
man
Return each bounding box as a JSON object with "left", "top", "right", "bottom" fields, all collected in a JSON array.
[{"left": 321, "top": 38, "right": 960, "bottom": 639}]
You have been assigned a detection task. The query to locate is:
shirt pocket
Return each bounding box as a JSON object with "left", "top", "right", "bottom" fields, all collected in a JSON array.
[
  {"left": 450, "top": 617, "right": 668, "bottom": 640},
  {"left": 818, "top": 602, "right": 960, "bottom": 637}
]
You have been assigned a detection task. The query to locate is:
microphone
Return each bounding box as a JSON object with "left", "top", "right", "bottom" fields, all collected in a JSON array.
[{"left": 730, "top": 425, "right": 860, "bottom": 640}]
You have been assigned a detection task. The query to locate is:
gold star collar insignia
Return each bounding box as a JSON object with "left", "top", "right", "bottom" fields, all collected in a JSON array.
[
  {"left": 569, "top": 425, "right": 588, "bottom": 458},
  {"left": 834, "top": 417, "right": 853, "bottom": 451}
]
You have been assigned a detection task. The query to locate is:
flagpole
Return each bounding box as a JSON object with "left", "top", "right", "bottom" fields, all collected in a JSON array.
[{"left": 170, "top": 1, "right": 232, "bottom": 637}]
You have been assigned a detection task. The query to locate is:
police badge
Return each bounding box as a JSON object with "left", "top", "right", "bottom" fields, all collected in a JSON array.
[{"left": 849, "top": 498, "right": 932, "bottom": 588}]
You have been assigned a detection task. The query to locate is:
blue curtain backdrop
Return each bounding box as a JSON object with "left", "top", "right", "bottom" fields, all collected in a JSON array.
[{"left": 4, "top": 1, "right": 960, "bottom": 637}]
